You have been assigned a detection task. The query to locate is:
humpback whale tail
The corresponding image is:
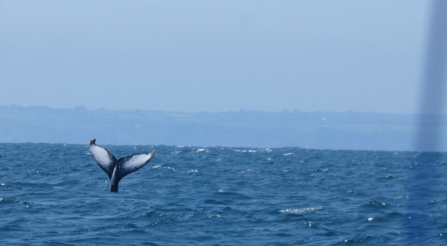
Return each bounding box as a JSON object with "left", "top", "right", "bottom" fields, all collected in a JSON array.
[{"left": 88, "top": 138, "right": 155, "bottom": 192}]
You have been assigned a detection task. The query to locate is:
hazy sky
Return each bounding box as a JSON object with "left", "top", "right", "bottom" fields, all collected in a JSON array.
[{"left": 0, "top": 1, "right": 431, "bottom": 113}]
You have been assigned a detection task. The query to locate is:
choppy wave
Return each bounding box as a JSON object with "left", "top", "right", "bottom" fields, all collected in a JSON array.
[{"left": 0, "top": 143, "right": 446, "bottom": 245}]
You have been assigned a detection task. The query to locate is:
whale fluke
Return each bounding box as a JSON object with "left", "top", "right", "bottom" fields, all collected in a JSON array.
[{"left": 89, "top": 138, "right": 155, "bottom": 192}]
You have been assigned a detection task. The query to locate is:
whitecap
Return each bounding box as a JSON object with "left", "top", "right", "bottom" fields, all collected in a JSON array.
[
  {"left": 283, "top": 153, "right": 294, "bottom": 156},
  {"left": 166, "top": 167, "right": 177, "bottom": 172},
  {"left": 279, "top": 207, "right": 322, "bottom": 214},
  {"left": 240, "top": 169, "right": 258, "bottom": 174},
  {"left": 209, "top": 214, "right": 220, "bottom": 218},
  {"left": 196, "top": 149, "right": 206, "bottom": 153},
  {"left": 152, "top": 165, "right": 162, "bottom": 169},
  {"left": 235, "top": 149, "right": 256, "bottom": 153},
  {"left": 187, "top": 169, "right": 198, "bottom": 174}
]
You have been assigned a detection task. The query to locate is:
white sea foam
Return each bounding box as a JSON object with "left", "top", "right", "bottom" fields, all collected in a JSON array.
[
  {"left": 234, "top": 149, "right": 257, "bottom": 153},
  {"left": 283, "top": 153, "right": 294, "bottom": 156},
  {"left": 196, "top": 149, "right": 206, "bottom": 153},
  {"left": 154, "top": 166, "right": 177, "bottom": 171},
  {"left": 240, "top": 169, "right": 258, "bottom": 174},
  {"left": 187, "top": 169, "right": 198, "bottom": 174},
  {"left": 279, "top": 207, "right": 322, "bottom": 214}
]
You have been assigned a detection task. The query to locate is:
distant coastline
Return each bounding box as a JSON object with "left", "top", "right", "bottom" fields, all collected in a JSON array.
[{"left": 1, "top": 104, "right": 446, "bottom": 151}]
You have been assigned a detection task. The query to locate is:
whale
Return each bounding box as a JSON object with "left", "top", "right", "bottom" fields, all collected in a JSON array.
[{"left": 88, "top": 138, "right": 155, "bottom": 192}]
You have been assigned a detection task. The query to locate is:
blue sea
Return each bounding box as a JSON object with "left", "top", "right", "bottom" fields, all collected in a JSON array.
[{"left": 1, "top": 143, "right": 447, "bottom": 245}]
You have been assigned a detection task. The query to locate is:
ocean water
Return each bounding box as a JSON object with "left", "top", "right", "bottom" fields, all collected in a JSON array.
[{"left": 1, "top": 143, "right": 447, "bottom": 245}]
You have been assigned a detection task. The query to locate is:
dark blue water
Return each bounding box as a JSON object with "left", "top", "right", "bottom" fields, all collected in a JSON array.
[{"left": 1, "top": 143, "right": 447, "bottom": 245}]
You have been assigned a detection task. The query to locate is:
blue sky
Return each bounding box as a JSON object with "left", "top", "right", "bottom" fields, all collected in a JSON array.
[{"left": 0, "top": 1, "right": 431, "bottom": 113}]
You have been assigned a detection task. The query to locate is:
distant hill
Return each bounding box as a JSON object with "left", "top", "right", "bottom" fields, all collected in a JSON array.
[{"left": 0, "top": 105, "right": 446, "bottom": 151}]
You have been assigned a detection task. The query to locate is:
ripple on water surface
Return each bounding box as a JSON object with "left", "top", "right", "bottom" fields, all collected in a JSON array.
[{"left": 0, "top": 144, "right": 446, "bottom": 245}]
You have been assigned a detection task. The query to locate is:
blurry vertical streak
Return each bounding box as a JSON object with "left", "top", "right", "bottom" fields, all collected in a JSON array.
[{"left": 407, "top": 0, "right": 447, "bottom": 243}]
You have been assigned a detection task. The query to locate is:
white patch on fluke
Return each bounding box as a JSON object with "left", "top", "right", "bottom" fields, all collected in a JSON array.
[
  {"left": 121, "top": 152, "right": 154, "bottom": 174},
  {"left": 89, "top": 145, "right": 115, "bottom": 170}
]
